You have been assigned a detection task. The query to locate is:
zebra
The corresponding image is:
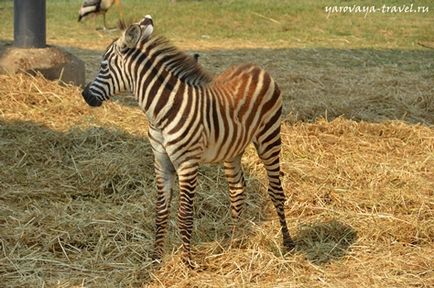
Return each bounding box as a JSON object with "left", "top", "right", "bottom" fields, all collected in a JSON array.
[{"left": 82, "top": 15, "right": 295, "bottom": 267}]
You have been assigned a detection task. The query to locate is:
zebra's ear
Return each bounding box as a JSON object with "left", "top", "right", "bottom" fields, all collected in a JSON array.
[
  {"left": 139, "top": 15, "right": 154, "bottom": 39},
  {"left": 139, "top": 15, "right": 153, "bottom": 29},
  {"left": 124, "top": 24, "right": 142, "bottom": 48},
  {"left": 122, "top": 15, "right": 154, "bottom": 49}
]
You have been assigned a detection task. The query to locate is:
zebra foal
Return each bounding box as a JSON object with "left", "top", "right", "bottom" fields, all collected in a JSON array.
[{"left": 82, "top": 15, "right": 295, "bottom": 266}]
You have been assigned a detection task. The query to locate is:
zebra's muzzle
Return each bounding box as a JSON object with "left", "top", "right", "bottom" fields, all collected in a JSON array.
[{"left": 82, "top": 83, "right": 103, "bottom": 107}]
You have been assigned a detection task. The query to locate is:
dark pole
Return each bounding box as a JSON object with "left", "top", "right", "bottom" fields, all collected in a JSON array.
[{"left": 14, "top": 0, "right": 46, "bottom": 48}]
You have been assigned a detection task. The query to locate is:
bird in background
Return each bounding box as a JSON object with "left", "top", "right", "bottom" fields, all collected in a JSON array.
[{"left": 78, "top": 0, "right": 123, "bottom": 30}]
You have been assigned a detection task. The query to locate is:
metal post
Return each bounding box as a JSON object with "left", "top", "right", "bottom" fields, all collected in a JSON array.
[{"left": 14, "top": 0, "right": 46, "bottom": 48}]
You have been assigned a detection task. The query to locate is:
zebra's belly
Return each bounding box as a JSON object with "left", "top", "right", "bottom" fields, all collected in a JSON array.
[
  {"left": 201, "top": 134, "right": 252, "bottom": 164},
  {"left": 201, "top": 147, "right": 243, "bottom": 164}
]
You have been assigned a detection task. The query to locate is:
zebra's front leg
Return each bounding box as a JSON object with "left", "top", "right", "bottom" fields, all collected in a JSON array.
[
  {"left": 151, "top": 151, "right": 176, "bottom": 261},
  {"left": 152, "top": 151, "right": 176, "bottom": 261},
  {"left": 223, "top": 155, "right": 245, "bottom": 235},
  {"left": 176, "top": 162, "right": 199, "bottom": 267},
  {"left": 148, "top": 126, "right": 177, "bottom": 261}
]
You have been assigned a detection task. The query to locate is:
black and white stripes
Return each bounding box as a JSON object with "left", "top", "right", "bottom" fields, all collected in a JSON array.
[{"left": 82, "top": 15, "right": 295, "bottom": 267}]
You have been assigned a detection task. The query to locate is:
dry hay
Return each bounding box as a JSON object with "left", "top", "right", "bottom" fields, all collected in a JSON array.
[{"left": 0, "top": 74, "right": 433, "bottom": 288}]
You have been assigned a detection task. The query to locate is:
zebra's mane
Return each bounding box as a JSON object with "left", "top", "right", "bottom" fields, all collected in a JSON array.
[{"left": 140, "top": 35, "right": 213, "bottom": 86}]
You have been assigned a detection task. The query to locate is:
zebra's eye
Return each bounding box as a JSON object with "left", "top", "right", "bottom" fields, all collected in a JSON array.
[{"left": 101, "top": 61, "right": 109, "bottom": 70}]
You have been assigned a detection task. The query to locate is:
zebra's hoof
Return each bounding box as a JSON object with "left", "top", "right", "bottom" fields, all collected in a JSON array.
[
  {"left": 284, "top": 238, "right": 296, "bottom": 252},
  {"left": 182, "top": 257, "right": 199, "bottom": 269},
  {"left": 151, "top": 251, "right": 163, "bottom": 264}
]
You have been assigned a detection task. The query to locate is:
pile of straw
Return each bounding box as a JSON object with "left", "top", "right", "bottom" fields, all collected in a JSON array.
[{"left": 0, "top": 73, "right": 433, "bottom": 287}]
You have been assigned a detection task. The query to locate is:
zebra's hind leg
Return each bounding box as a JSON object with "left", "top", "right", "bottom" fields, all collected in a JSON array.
[
  {"left": 152, "top": 150, "right": 176, "bottom": 261},
  {"left": 254, "top": 126, "right": 295, "bottom": 252},
  {"left": 223, "top": 154, "right": 246, "bottom": 235},
  {"left": 176, "top": 162, "right": 199, "bottom": 268}
]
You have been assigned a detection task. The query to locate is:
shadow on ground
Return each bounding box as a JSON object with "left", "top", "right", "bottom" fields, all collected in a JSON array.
[
  {"left": 294, "top": 219, "right": 357, "bottom": 265},
  {"left": 0, "top": 119, "right": 155, "bottom": 285}
]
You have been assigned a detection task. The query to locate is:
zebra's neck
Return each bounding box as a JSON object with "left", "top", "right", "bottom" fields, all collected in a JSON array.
[
  {"left": 128, "top": 35, "right": 211, "bottom": 85},
  {"left": 126, "top": 35, "right": 212, "bottom": 125}
]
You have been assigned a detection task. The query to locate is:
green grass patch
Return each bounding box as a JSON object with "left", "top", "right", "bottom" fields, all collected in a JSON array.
[{"left": 1, "top": 0, "right": 432, "bottom": 49}]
